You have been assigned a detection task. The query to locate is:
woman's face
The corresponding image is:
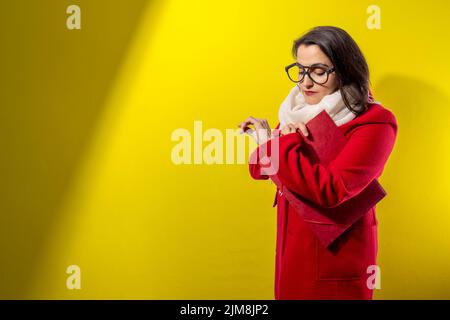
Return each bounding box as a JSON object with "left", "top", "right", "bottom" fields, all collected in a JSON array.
[{"left": 296, "top": 44, "right": 339, "bottom": 105}]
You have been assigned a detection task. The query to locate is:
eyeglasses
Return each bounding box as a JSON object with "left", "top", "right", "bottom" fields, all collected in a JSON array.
[{"left": 285, "top": 62, "right": 335, "bottom": 85}]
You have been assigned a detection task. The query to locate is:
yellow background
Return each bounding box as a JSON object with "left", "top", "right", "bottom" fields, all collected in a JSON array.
[{"left": 1, "top": 0, "right": 450, "bottom": 299}]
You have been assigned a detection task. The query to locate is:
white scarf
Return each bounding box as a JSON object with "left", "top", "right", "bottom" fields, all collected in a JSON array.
[{"left": 278, "top": 85, "right": 356, "bottom": 128}]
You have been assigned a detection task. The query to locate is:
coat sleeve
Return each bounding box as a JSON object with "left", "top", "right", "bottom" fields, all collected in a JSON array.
[{"left": 249, "top": 120, "right": 398, "bottom": 208}]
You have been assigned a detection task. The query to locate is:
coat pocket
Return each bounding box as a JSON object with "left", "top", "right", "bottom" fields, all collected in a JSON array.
[{"left": 315, "top": 222, "right": 377, "bottom": 281}]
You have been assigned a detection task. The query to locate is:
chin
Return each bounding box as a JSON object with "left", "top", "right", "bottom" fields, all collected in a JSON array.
[{"left": 305, "top": 97, "right": 321, "bottom": 105}]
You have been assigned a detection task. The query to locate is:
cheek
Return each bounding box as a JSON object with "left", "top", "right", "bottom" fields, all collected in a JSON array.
[
  {"left": 315, "top": 86, "right": 334, "bottom": 98},
  {"left": 326, "top": 75, "right": 339, "bottom": 91},
  {"left": 311, "top": 85, "right": 336, "bottom": 103}
]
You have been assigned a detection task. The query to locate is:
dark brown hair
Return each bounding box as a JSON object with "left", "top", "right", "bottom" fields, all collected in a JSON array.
[{"left": 292, "top": 26, "right": 371, "bottom": 114}]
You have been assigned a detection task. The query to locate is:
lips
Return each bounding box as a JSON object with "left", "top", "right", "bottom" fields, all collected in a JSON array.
[{"left": 304, "top": 91, "right": 317, "bottom": 96}]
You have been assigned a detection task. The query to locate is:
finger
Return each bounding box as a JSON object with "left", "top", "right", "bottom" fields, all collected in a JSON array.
[
  {"left": 238, "top": 117, "right": 257, "bottom": 128},
  {"left": 237, "top": 122, "right": 249, "bottom": 134},
  {"left": 238, "top": 117, "right": 258, "bottom": 132},
  {"left": 295, "top": 122, "right": 309, "bottom": 136},
  {"left": 238, "top": 120, "right": 252, "bottom": 130},
  {"left": 282, "top": 124, "right": 291, "bottom": 134},
  {"left": 260, "top": 119, "right": 272, "bottom": 139},
  {"left": 245, "top": 116, "right": 264, "bottom": 130},
  {"left": 288, "top": 124, "right": 296, "bottom": 133}
]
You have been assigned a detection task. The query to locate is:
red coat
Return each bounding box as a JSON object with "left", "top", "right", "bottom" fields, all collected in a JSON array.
[{"left": 249, "top": 103, "right": 398, "bottom": 300}]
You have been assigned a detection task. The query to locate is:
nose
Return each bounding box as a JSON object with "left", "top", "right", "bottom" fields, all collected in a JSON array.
[{"left": 302, "top": 74, "right": 314, "bottom": 89}]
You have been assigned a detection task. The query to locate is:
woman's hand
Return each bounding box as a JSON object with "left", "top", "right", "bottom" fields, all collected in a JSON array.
[
  {"left": 238, "top": 116, "right": 272, "bottom": 145},
  {"left": 280, "top": 121, "right": 309, "bottom": 137}
]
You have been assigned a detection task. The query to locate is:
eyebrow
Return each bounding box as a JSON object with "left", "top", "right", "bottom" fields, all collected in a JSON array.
[{"left": 297, "top": 62, "right": 331, "bottom": 68}]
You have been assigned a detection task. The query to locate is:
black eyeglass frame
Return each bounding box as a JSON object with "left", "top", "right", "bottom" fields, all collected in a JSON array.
[{"left": 285, "top": 62, "right": 336, "bottom": 85}]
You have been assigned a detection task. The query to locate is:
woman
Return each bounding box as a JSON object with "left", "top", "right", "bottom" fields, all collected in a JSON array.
[{"left": 238, "top": 26, "right": 398, "bottom": 300}]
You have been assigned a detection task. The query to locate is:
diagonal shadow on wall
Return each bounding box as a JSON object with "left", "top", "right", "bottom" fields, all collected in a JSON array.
[{"left": 0, "top": 0, "right": 162, "bottom": 298}]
